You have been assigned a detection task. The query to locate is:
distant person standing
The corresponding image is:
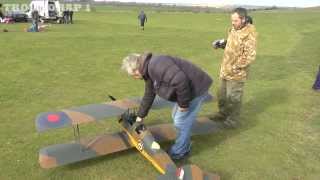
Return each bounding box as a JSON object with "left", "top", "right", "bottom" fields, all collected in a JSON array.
[
  {"left": 211, "top": 7, "right": 257, "bottom": 128},
  {"left": 69, "top": 11, "right": 74, "bottom": 24},
  {"left": 138, "top": 10, "right": 147, "bottom": 30},
  {"left": 0, "top": 3, "right": 4, "bottom": 23},
  {"left": 62, "top": 10, "right": 69, "bottom": 24},
  {"left": 29, "top": 10, "right": 40, "bottom": 32},
  {"left": 0, "top": 3, "right": 3, "bottom": 19},
  {"left": 313, "top": 66, "right": 320, "bottom": 91}
]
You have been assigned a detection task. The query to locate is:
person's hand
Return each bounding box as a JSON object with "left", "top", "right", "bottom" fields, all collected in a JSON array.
[
  {"left": 212, "top": 39, "right": 226, "bottom": 49},
  {"left": 212, "top": 39, "right": 220, "bottom": 49},
  {"left": 136, "top": 117, "right": 143, "bottom": 122},
  {"left": 178, "top": 107, "right": 189, "bottom": 112}
]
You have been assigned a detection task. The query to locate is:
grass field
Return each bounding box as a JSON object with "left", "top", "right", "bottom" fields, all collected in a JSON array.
[{"left": 1, "top": 5, "right": 320, "bottom": 180}]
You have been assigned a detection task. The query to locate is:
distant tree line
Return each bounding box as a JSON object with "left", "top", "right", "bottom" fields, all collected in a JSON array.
[{"left": 63, "top": 1, "right": 298, "bottom": 13}]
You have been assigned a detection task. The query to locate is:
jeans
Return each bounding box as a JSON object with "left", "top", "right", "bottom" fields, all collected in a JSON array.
[{"left": 169, "top": 92, "right": 208, "bottom": 156}]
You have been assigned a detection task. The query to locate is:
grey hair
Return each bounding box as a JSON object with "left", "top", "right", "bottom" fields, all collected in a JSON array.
[{"left": 121, "top": 53, "right": 141, "bottom": 75}]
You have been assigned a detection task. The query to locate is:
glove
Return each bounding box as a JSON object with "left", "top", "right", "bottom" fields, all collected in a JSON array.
[
  {"left": 136, "top": 117, "right": 143, "bottom": 122},
  {"left": 133, "top": 118, "right": 146, "bottom": 134},
  {"left": 212, "top": 39, "right": 226, "bottom": 49}
]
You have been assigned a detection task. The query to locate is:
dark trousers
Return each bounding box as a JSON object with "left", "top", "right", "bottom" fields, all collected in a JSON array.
[
  {"left": 217, "top": 79, "right": 245, "bottom": 123},
  {"left": 140, "top": 20, "right": 145, "bottom": 30},
  {"left": 70, "top": 14, "right": 73, "bottom": 24}
]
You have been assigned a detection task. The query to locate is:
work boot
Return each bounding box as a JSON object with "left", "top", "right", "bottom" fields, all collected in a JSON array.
[
  {"left": 218, "top": 117, "right": 240, "bottom": 129},
  {"left": 208, "top": 112, "right": 226, "bottom": 122}
]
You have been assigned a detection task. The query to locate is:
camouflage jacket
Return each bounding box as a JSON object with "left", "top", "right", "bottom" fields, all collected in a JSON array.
[{"left": 220, "top": 24, "right": 257, "bottom": 81}]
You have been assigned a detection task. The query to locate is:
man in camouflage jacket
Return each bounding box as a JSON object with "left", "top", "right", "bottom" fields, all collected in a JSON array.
[{"left": 212, "top": 7, "right": 257, "bottom": 128}]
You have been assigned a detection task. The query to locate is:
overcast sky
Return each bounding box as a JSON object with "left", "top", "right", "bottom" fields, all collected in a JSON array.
[{"left": 95, "top": 0, "right": 320, "bottom": 7}]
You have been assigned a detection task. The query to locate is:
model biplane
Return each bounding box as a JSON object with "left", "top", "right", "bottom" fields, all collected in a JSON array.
[{"left": 36, "top": 95, "right": 220, "bottom": 179}]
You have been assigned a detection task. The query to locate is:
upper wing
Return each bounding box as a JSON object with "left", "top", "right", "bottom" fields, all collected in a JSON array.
[{"left": 36, "top": 94, "right": 213, "bottom": 132}]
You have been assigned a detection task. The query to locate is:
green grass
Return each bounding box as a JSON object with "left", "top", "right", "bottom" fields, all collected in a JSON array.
[{"left": 1, "top": 7, "right": 320, "bottom": 180}]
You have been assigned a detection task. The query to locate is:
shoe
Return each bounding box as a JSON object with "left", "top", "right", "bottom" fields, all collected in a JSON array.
[
  {"left": 167, "top": 150, "right": 190, "bottom": 160},
  {"left": 208, "top": 112, "right": 226, "bottom": 122},
  {"left": 217, "top": 118, "right": 239, "bottom": 129}
]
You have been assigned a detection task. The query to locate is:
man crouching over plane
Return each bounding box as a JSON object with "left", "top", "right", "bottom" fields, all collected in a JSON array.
[{"left": 121, "top": 52, "right": 212, "bottom": 160}]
